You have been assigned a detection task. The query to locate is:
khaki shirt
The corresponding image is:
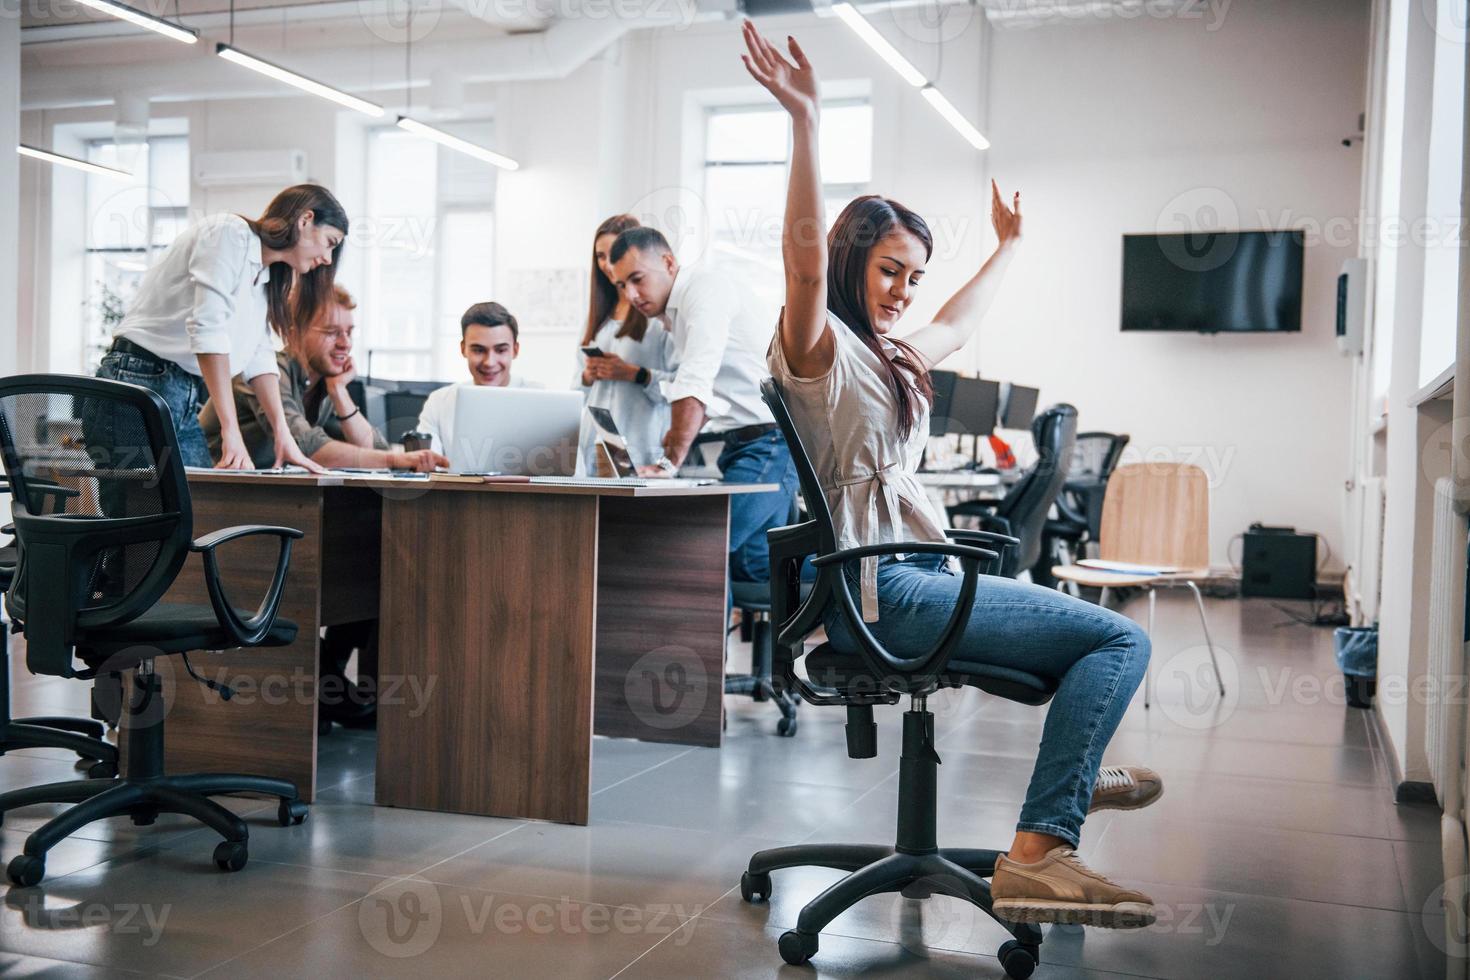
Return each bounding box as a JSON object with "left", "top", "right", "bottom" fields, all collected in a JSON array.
[{"left": 200, "top": 351, "right": 387, "bottom": 467}]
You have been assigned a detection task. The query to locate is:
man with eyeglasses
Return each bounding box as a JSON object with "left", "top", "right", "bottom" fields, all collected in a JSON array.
[{"left": 201, "top": 285, "right": 448, "bottom": 472}]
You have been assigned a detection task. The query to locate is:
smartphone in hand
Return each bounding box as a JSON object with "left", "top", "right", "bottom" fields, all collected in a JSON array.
[{"left": 581, "top": 345, "right": 605, "bottom": 358}]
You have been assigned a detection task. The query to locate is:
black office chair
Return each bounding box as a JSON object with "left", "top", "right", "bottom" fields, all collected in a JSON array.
[
  {"left": 0, "top": 481, "right": 119, "bottom": 777},
  {"left": 948, "top": 404, "right": 1078, "bottom": 582},
  {"left": 738, "top": 378, "right": 1056, "bottom": 979},
  {"left": 725, "top": 580, "right": 801, "bottom": 737},
  {"left": 1044, "top": 432, "right": 1130, "bottom": 569},
  {"left": 0, "top": 375, "right": 308, "bottom": 887}
]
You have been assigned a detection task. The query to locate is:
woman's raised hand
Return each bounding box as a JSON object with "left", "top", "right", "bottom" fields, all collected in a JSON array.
[
  {"left": 992, "top": 179, "right": 1023, "bottom": 248},
  {"left": 740, "top": 19, "right": 819, "bottom": 121}
]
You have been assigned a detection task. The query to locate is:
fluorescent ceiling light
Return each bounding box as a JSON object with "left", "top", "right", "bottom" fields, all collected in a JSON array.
[
  {"left": 73, "top": 0, "right": 198, "bottom": 44},
  {"left": 17, "top": 145, "right": 132, "bottom": 179},
  {"left": 396, "top": 117, "right": 520, "bottom": 171},
  {"left": 921, "top": 86, "right": 990, "bottom": 151},
  {"left": 831, "top": 2, "right": 926, "bottom": 88},
  {"left": 216, "top": 44, "right": 385, "bottom": 118}
]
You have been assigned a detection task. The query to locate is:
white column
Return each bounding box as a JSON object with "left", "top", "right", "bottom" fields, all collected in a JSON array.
[{"left": 0, "top": 3, "right": 19, "bottom": 377}]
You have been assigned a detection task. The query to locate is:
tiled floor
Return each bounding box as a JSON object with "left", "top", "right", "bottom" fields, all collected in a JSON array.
[{"left": 0, "top": 593, "right": 1447, "bottom": 978}]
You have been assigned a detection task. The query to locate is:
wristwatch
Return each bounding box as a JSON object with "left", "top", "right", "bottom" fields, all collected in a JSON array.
[{"left": 635, "top": 366, "right": 651, "bottom": 386}]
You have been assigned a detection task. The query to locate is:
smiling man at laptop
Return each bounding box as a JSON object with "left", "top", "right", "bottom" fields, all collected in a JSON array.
[
  {"left": 200, "top": 285, "right": 447, "bottom": 472},
  {"left": 416, "top": 301, "right": 544, "bottom": 455},
  {"left": 609, "top": 227, "right": 799, "bottom": 585}
]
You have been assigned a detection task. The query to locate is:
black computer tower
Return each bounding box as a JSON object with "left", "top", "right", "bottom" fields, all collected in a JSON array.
[{"left": 1241, "top": 526, "right": 1317, "bottom": 599}]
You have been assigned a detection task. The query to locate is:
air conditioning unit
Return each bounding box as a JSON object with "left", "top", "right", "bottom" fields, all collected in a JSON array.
[{"left": 194, "top": 149, "right": 308, "bottom": 187}]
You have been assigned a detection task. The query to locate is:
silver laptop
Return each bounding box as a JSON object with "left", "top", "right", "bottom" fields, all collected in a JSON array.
[{"left": 448, "top": 386, "right": 582, "bottom": 476}]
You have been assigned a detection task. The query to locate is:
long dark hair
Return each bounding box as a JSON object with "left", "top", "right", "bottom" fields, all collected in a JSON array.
[
  {"left": 244, "top": 184, "right": 348, "bottom": 348},
  {"left": 827, "top": 195, "right": 934, "bottom": 439},
  {"left": 584, "top": 213, "right": 649, "bottom": 345}
]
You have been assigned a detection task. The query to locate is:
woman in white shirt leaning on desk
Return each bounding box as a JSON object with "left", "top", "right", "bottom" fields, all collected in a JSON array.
[
  {"left": 576, "top": 213, "right": 676, "bottom": 473},
  {"left": 94, "top": 183, "right": 346, "bottom": 471}
]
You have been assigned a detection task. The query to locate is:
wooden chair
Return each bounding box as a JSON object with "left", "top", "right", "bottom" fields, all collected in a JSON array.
[{"left": 1051, "top": 462, "right": 1225, "bottom": 708}]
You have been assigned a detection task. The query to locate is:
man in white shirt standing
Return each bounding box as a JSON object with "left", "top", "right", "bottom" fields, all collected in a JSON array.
[
  {"left": 608, "top": 227, "right": 798, "bottom": 584},
  {"left": 415, "top": 301, "right": 544, "bottom": 455}
]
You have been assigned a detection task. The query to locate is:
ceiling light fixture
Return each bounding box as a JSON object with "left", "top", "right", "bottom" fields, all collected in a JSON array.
[
  {"left": 831, "top": 3, "right": 990, "bottom": 151},
  {"left": 72, "top": 0, "right": 198, "bottom": 44},
  {"left": 395, "top": 117, "right": 520, "bottom": 171},
  {"left": 216, "top": 44, "right": 385, "bottom": 118},
  {"left": 17, "top": 145, "right": 132, "bottom": 179}
]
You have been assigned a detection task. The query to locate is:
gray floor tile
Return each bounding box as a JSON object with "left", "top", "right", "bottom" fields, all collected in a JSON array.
[
  {"left": 201, "top": 879, "right": 680, "bottom": 978},
  {"left": 425, "top": 819, "right": 780, "bottom": 914},
  {"left": 0, "top": 951, "right": 160, "bottom": 978}
]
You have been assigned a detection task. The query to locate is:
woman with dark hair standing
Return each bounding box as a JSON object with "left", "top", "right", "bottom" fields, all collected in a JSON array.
[
  {"left": 741, "top": 22, "right": 1158, "bottom": 928},
  {"left": 575, "top": 213, "right": 676, "bottom": 472},
  {"left": 97, "top": 183, "right": 347, "bottom": 471}
]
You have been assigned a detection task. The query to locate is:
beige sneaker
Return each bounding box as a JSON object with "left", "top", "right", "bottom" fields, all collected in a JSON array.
[
  {"left": 1089, "top": 765, "right": 1163, "bottom": 814},
  {"left": 991, "top": 846, "right": 1156, "bottom": 928}
]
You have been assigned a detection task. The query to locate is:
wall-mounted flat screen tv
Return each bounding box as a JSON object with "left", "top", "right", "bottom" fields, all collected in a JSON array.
[{"left": 1121, "top": 230, "right": 1304, "bottom": 333}]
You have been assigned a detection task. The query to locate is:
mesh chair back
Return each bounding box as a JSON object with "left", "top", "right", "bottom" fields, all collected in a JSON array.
[
  {"left": 1071, "top": 432, "right": 1130, "bottom": 482},
  {"left": 760, "top": 378, "right": 837, "bottom": 555},
  {"left": 0, "top": 375, "right": 193, "bottom": 674},
  {"left": 996, "top": 404, "right": 1078, "bottom": 572}
]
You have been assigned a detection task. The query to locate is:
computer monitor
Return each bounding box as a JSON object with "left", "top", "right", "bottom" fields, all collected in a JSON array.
[
  {"left": 928, "top": 370, "right": 1000, "bottom": 436},
  {"left": 999, "top": 383, "right": 1040, "bottom": 429},
  {"left": 951, "top": 377, "right": 1000, "bottom": 436},
  {"left": 448, "top": 386, "right": 582, "bottom": 475}
]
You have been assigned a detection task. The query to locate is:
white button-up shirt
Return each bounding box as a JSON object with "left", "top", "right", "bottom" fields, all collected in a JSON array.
[
  {"left": 768, "top": 314, "right": 949, "bottom": 622},
  {"left": 114, "top": 213, "right": 280, "bottom": 382},
  {"left": 660, "top": 264, "right": 775, "bottom": 432}
]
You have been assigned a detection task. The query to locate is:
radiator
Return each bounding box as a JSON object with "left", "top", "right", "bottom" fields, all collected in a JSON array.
[
  {"left": 1426, "top": 479, "right": 1468, "bottom": 801},
  {"left": 1351, "top": 477, "right": 1386, "bottom": 624}
]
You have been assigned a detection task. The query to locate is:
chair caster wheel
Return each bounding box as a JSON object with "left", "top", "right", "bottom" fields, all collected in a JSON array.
[
  {"left": 86, "top": 760, "right": 117, "bottom": 779},
  {"left": 277, "top": 798, "right": 308, "bottom": 826},
  {"left": 776, "top": 717, "right": 797, "bottom": 737},
  {"left": 130, "top": 808, "right": 157, "bottom": 826},
  {"left": 778, "top": 930, "right": 817, "bottom": 965},
  {"left": 998, "top": 939, "right": 1039, "bottom": 979},
  {"left": 7, "top": 854, "right": 44, "bottom": 887},
  {"left": 740, "top": 870, "right": 771, "bottom": 903},
  {"left": 213, "top": 840, "right": 248, "bottom": 872}
]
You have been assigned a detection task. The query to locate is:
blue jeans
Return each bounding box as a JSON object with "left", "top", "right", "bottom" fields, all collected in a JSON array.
[
  {"left": 95, "top": 342, "right": 212, "bottom": 468},
  {"left": 718, "top": 431, "right": 798, "bottom": 583},
  {"left": 824, "top": 554, "right": 1150, "bottom": 848}
]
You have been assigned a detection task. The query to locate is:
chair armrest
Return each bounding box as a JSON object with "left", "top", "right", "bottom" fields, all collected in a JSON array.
[
  {"left": 191, "top": 525, "right": 304, "bottom": 552},
  {"left": 945, "top": 528, "right": 1020, "bottom": 552},
  {"left": 810, "top": 540, "right": 999, "bottom": 568},
  {"left": 190, "top": 525, "right": 304, "bottom": 647}
]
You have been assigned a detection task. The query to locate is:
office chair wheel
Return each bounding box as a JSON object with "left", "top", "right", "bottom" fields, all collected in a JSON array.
[
  {"left": 740, "top": 870, "right": 771, "bottom": 903},
  {"left": 213, "top": 840, "right": 248, "bottom": 872},
  {"left": 998, "top": 940, "right": 1039, "bottom": 979},
  {"left": 6, "top": 854, "right": 44, "bottom": 887},
  {"left": 778, "top": 930, "right": 817, "bottom": 965},
  {"left": 86, "top": 760, "right": 117, "bottom": 779},
  {"left": 277, "top": 798, "right": 308, "bottom": 826},
  {"left": 130, "top": 807, "right": 158, "bottom": 826},
  {"left": 776, "top": 717, "right": 797, "bottom": 737}
]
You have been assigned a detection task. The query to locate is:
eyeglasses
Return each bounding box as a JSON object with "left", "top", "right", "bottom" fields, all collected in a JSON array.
[{"left": 310, "top": 326, "right": 355, "bottom": 341}]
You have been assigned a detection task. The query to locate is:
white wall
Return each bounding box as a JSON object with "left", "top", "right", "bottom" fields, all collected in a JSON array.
[{"left": 982, "top": 0, "right": 1366, "bottom": 572}]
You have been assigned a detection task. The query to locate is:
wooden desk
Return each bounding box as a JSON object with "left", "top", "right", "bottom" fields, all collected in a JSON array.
[{"left": 153, "top": 473, "right": 768, "bottom": 823}]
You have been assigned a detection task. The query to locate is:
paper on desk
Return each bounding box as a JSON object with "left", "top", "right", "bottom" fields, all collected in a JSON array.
[{"left": 1076, "top": 559, "right": 1177, "bottom": 575}]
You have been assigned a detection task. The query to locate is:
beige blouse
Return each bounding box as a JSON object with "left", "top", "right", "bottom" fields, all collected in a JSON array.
[{"left": 768, "top": 314, "right": 950, "bottom": 621}]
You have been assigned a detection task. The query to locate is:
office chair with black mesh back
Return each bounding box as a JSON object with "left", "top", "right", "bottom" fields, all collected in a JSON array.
[
  {"left": 0, "top": 375, "right": 308, "bottom": 887},
  {"left": 1045, "top": 432, "right": 1131, "bottom": 573},
  {"left": 0, "top": 480, "right": 119, "bottom": 776},
  {"left": 947, "top": 404, "right": 1078, "bottom": 583},
  {"left": 739, "top": 378, "right": 1057, "bottom": 980}
]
